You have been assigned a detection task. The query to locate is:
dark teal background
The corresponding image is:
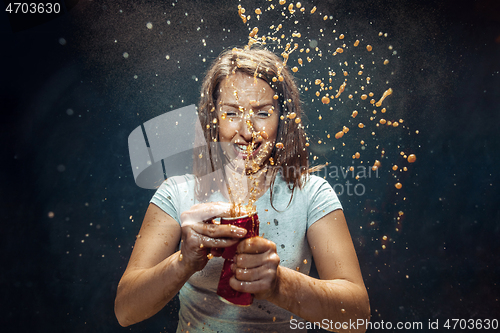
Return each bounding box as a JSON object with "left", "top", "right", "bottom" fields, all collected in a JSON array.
[{"left": 2, "top": 0, "right": 499, "bottom": 332}]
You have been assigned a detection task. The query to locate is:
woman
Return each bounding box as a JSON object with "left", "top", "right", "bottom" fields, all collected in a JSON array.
[{"left": 115, "top": 47, "right": 370, "bottom": 333}]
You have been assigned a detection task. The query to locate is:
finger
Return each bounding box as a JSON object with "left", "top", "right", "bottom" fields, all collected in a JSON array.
[
  {"left": 194, "top": 233, "right": 241, "bottom": 249},
  {"left": 233, "top": 264, "right": 272, "bottom": 282},
  {"left": 236, "top": 236, "right": 276, "bottom": 254},
  {"left": 190, "top": 222, "right": 247, "bottom": 239},
  {"left": 182, "top": 226, "right": 240, "bottom": 251},
  {"left": 180, "top": 202, "right": 234, "bottom": 225},
  {"left": 229, "top": 276, "right": 271, "bottom": 294},
  {"left": 234, "top": 251, "right": 280, "bottom": 269}
]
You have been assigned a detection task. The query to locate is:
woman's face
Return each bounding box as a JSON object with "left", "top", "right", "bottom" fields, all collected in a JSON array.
[{"left": 216, "top": 72, "right": 279, "bottom": 171}]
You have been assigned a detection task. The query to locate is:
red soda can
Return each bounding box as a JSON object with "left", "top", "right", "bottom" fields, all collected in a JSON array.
[{"left": 216, "top": 213, "right": 260, "bottom": 306}]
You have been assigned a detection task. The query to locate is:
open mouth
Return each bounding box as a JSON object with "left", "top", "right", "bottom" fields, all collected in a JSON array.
[{"left": 234, "top": 142, "right": 261, "bottom": 158}]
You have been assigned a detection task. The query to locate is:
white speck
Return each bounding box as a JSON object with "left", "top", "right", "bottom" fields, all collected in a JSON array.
[
  {"left": 48, "top": 211, "right": 55, "bottom": 218},
  {"left": 66, "top": 108, "right": 74, "bottom": 116},
  {"left": 134, "top": 75, "right": 138, "bottom": 79},
  {"left": 166, "top": 55, "right": 170, "bottom": 60},
  {"left": 123, "top": 52, "right": 129, "bottom": 59},
  {"left": 167, "top": 20, "right": 171, "bottom": 25},
  {"left": 146, "top": 22, "right": 153, "bottom": 29}
]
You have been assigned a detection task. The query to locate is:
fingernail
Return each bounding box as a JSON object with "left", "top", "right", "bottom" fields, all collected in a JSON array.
[{"left": 232, "top": 226, "right": 247, "bottom": 237}]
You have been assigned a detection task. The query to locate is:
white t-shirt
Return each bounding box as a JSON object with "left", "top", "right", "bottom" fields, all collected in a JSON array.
[{"left": 150, "top": 173, "right": 342, "bottom": 333}]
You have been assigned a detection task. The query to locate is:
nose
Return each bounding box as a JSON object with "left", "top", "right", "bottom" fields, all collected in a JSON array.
[{"left": 238, "top": 115, "right": 254, "bottom": 142}]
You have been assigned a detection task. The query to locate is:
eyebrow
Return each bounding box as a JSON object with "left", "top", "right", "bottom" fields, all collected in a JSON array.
[{"left": 220, "top": 102, "right": 274, "bottom": 110}]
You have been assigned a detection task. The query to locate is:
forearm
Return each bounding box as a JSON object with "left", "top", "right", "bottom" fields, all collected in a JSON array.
[
  {"left": 267, "top": 266, "right": 370, "bottom": 333},
  {"left": 114, "top": 250, "right": 193, "bottom": 327}
]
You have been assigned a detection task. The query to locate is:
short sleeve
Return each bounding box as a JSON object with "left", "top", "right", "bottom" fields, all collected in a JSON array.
[
  {"left": 150, "top": 177, "right": 182, "bottom": 225},
  {"left": 306, "top": 175, "right": 343, "bottom": 229}
]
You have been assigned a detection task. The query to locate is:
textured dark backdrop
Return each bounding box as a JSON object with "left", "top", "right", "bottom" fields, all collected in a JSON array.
[{"left": 1, "top": 0, "right": 499, "bottom": 332}]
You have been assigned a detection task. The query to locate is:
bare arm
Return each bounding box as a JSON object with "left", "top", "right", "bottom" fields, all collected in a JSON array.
[
  {"left": 231, "top": 209, "right": 370, "bottom": 333},
  {"left": 114, "top": 203, "right": 247, "bottom": 327}
]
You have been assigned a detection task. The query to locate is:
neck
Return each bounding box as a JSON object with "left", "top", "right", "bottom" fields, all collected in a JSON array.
[{"left": 222, "top": 163, "right": 271, "bottom": 206}]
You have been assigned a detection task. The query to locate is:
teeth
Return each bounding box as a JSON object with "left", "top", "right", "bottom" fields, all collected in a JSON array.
[
  {"left": 236, "top": 144, "right": 258, "bottom": 152},
  {"left": 236, "top": 145, "right": 251, "bottom": 152}
]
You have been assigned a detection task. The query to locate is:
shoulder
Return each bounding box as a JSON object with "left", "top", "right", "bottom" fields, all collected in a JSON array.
[
  {"left": 159, "top": 174, "right": 195, "bottom": 191},
  {"left": 151, "top": 174, "right": 197, "bottom": 223},
  {"left": 301, "top": 174, "right": 334, "bottom": 194},
  {"left": 302, "top": 174, "right": 342, "bottom": 208},
  {"left": 300, "top": 175, "right": 343, "bottom": 228},
  {"left": 303, "top": 173, "right": 328, "bottom": 185},
  {"left": 152, "top": 174, "right": 196, "bottom": 205}
]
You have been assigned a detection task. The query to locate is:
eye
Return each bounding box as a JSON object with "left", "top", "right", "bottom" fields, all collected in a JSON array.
[
  {"left": 221, "top": 107, "right": 241, "bottom": 118},
  {"left": 225, "top": 111, "right": 238, "bottom": 117},
  {"left": 256, "top": 110, "right": 271, "bottom": 118}
]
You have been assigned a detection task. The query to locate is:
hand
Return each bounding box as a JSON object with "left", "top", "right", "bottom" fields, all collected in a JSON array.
[
  {"left": 180, "top": 202, "right": 248, "bottom": 273},
  {"left": 229, "top": 236, "right": 280, "bottom": 300}
]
